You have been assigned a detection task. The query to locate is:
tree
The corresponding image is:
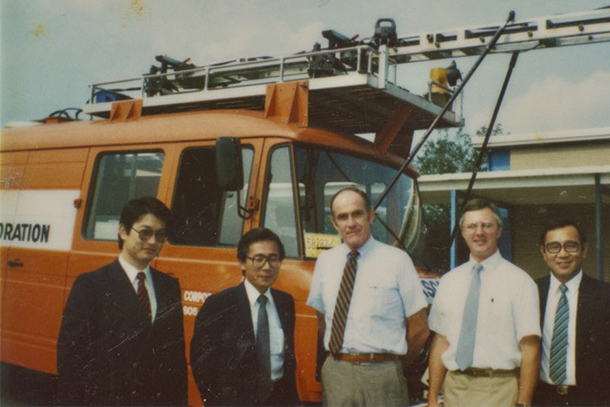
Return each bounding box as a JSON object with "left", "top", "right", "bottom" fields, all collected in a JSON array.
[{"left": 414, "top": 125, "right": 502, "bottom": 272}]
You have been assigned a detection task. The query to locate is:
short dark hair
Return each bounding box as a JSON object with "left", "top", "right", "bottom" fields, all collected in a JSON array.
[
  {"left": 540, "top": 218, "right": 587, "bottom": 247},
  {"left": 118, "top": 197, "right": 171, "bottom": 249},
  {"left": 330, "top": 187, "right": 371, "bottom": 216},
  {"left": 237, "top": 228, "right": 286, "bottom": 263},
  {"left": 459, "top": 198, "right": 503, "bottom": 229}
]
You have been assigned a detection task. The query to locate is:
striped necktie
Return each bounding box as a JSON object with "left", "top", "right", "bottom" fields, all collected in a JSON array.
[
  {"left": 329, "top": 250, "right": 359, "bottom": 355},
  {"left": 550, "top": 284, "right": 569, "bottom": 384},
  {"left": 136, "top": 272, "right": 152, "bottom": 323},
  {"left": 455, "top": 263, "right": 483, "bottom": 371}
]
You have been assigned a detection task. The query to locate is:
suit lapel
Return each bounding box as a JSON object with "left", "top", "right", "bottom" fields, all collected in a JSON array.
[
  {"left": 538, "top": 275, "right": 551, "bottom": 326},
  {"left": 271, "top": 289, "right": 289, "bottom": 336},
  {"left": 237, "top": 283, "right": 256, "bottom": 346},
  {"left": 575, "top": 274, "right": 594, "bottom": 379}
]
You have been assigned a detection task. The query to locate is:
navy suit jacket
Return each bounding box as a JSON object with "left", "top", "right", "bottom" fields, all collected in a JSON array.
[
  {"left": 57, "top": 260, "right": 188, "bottom": 406},
  {"left": 190, "top": 283, "right": 298, "bottom": 406},
  {"left": 536, "top": 273, "right": 610, "bottom": 405}
]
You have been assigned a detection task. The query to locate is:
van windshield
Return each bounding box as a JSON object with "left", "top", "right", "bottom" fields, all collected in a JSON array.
[{"left": 262, "top": 143, "right": 420, "bottom": 259}]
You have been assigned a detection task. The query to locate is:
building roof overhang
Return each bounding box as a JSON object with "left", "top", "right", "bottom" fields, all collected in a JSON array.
[{"left": 419, "top": 165, "right": 610, "bottom": 205}]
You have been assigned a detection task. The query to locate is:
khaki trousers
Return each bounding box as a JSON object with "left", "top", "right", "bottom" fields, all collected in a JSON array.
[
  {"left": 444, "top": 370, "right": 518, "bottom": 407},
  {"left": 321, "top": 357, "right": 409, "bottom": 406}
]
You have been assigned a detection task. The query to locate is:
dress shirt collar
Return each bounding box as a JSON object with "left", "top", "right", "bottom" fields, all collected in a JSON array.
[
  {"left": 549, "top": 269, "right": 582, "bottom": 295},
  {"left": 118, "top": 255, "right": 152, "bottom": 283},
  {"left": 468, "top": 249, "right": 503, "bottom": 272},
  {"left": 244, "top": 278, "right": 274, "bottom": 307},
  {"left": 341, "top": 236, "right": 375, "bottom": 259}
]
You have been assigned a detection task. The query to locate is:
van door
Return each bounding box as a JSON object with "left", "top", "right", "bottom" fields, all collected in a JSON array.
[
  {"left": 1, "top": 148, "right": 87, "bottom": 373},
  {"left": 155, "top": 139, "right": 261, "bottom": 405}
]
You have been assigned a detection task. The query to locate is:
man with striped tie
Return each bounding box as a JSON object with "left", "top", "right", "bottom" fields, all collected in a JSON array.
[
  {"left": 57, "top": 197, "right": 188, "bottom": 406},
  {"left": 534, "top": 219, "right": 610, "bottom": 406},
  {"left": 307, "top": 187, "right": 429, "bottom": 406},
  {"left": 427, "top": 199, "right": 541, "bottom": 407}
]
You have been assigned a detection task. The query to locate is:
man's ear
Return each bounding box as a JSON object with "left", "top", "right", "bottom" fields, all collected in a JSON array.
[{"left": 119, "top": 224, "right": 129, "bottom": 241}]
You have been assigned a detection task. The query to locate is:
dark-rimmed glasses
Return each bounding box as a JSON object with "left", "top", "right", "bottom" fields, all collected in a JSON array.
[
  {"left": 246, "top": 255, "right": 281, "bottom": 269},
  {"left": 545, "top": 241, "right": 580, "bottom": 254},
  {"left": 132, "top": 228, "right": 167, "bottom": 243}
]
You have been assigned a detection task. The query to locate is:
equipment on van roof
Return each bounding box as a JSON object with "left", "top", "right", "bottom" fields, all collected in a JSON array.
[{"left": 84, "top": 7, "right": 610, "bottom": 135}]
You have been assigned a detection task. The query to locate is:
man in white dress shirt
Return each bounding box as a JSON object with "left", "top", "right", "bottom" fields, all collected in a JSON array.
[
  {"left": 427, "top": 199, "right": 540, "bottom": 407},
  {"left": 307, "top": 187, "right": 429, "bottom": 406}
]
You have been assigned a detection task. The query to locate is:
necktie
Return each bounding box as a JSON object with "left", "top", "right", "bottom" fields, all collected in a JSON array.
[
  {"left": 455, "top": 263, "right": 483, "bottom": 371},
  {"left": 550, "top": 284, "right": 569, "bottom": 384},
  {"left": 256, "top": 295, "right": 272, "bottom": 401},
  {"left": 136, "top": 272, "right": 152, "bottom": 323},
  {"left": 329, "top": 250, "right": 359, "bottom": 355}
]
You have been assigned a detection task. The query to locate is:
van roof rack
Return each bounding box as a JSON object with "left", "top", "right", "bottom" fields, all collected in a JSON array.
[{"left": 82, "top": 7, "right": 610, "bottom": 135}]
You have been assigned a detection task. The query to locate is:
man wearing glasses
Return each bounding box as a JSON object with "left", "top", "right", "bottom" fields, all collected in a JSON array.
[
  {"left": 534, "top": 219, "right": 610, "bottom": 406},
  {"left": 427, "top": 199, "right": 540, "bottom": 407},
  {"left": 191, "top": 227, "right": 298, "bottom": 407},
  {"left": 57, "top": 197, "right": 188, "bottom": 406}
]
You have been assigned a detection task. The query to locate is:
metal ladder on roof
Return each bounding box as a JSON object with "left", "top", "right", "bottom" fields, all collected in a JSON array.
[{"left": 83, "top": 6, "right": 610, "bottom": 134}]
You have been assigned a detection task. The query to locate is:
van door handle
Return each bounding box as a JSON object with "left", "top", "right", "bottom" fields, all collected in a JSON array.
[{"left": 7, "top": 259, "right": 24, "bottom": 268}]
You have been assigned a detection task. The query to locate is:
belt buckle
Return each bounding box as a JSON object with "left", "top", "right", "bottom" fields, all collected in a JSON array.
[{"left": 557, "top": 385, "right": 569, "bottom": 396}]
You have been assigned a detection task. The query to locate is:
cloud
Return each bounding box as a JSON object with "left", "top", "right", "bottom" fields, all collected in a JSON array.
[{"left": 490, "top": 70, "right": 610, "bottom": 133}]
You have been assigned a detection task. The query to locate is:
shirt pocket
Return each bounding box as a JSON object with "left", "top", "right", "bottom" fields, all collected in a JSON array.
[{"left": 359, "top": 280, "right": 402, "bottom": 319}]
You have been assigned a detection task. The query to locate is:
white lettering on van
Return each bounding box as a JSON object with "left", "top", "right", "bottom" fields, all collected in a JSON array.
[
  {"left": 183, "top": 305, "right": 200, "bottom": 317},
  {"left": 0, "top": 223, "right": 51, "bottom": 243},
  {"left": 0, "top": 190, "right": 80, "bottom": 250},
  {"left": 183, "top": 290, "right": 212, "bottom": 304}
]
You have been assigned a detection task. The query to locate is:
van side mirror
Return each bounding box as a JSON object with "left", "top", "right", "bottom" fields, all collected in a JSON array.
[{"left": 216, "top": 137, "right": 244, "bottom": 191}]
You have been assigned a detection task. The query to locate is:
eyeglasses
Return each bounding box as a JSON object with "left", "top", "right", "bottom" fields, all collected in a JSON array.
[
  {"left": 246, "top": 255, "right": 281, "bottom": 269},
  {"left": 545, "top": 241, "right": 580, "bottom": 254},
  {"left": 132, "top": 228, "right": 167, "bottom": 243},
  {"left": 463, "top": 222, "right": 496, "bottom": 232}
]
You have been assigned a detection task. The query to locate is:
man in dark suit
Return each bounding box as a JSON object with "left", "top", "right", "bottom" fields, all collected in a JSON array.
[
  {"left": 191, "top": 228, "right": 298, "bottom": 407},
  {"left": 57, "top": 197, "right": 188, "bottom": 406},
  {"left": 534, "top": 218, "right": 610, "bottom": 406}
]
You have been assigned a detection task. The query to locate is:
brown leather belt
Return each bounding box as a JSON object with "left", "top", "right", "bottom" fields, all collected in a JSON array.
[
  {"left": 330, "top": 352, "right": 400, "bottom": 363},
  {"left": 538, "top": 381, "right": 576, "bottom": 396},
  {"left": 454, "top": 367, "right": 519, "bottom": 378}
]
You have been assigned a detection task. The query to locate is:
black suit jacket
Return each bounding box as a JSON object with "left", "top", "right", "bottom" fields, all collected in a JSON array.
[
  {"left": 536, "top": 273, "right": 610, "bottom": 405},
  {"left": 190, "top": 283, "right": 298, "bottom": 407},
  {"left": 57, "top": 260, "right": 188, "bottom": 406}
]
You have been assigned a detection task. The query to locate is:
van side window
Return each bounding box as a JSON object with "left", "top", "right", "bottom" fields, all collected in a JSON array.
[
  {"left": 170, "top": 146, "right": 253, "bottom": 247},
  {"left": 84, "top": 151, "right": 164, "bottom": 240},
  {"left": 262, "top": 145, "right": 299, "bottom": 258}
]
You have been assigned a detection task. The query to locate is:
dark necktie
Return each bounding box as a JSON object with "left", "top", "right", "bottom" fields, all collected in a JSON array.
[
  {"left": 256, "top": 295, "right": 272, "bottom": 401},
  {"left": 329, "top": 250, "right": 359, "bottom": 355},
  {"left": 550, "top": 284, "right": 569, "bottom": 384},
  {"left": 456, "top": 262, "right": 483, "bottom": 370},
  {"left": 136, "top": 272, "right": 152, "bottom": 323}
]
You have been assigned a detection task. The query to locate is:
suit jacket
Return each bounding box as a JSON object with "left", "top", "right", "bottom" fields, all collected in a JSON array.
[
  {"left": 536, "top": 273, "right": 610, "bottom": 405},
  {"left": 57, "top": 260, "right": 188, "bottom": 406},
  {"left": 190, "top": 283, "right": 298, "bottom": 407}
]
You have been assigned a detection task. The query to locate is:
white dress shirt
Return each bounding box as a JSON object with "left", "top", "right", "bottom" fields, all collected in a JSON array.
[
  {"left": 307, "top": 237, "right": 427, "bottom": 355},
  {"left": 428, "top": 250, "right": 540, "bottom": 370},
  {"left": 244, "top": 279, "right": 285, "bottom": 381},
  {"left": 118, "top": 255, "right": 157, "bottom": 322},
  {"left": 540, "top": 271, "right": 582, "bottom": 385}
]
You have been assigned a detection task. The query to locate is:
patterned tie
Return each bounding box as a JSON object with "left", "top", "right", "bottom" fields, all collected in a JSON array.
[
  {"left": 136, "top": 272, "right": 152, "bottom": 323},
  {"left": 329, "top": 250, "right": 359, "bottom": 355},
  {"left": 455, "top": 263, "right": 483, "bottom": 371},
  {"left": 550, "top": 284, "right": 569, "bottom": 384},
  {"left": 256, "top": 295, "right": 272, "bottom": 401}
]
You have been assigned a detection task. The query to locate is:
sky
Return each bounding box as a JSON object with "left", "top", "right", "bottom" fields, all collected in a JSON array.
[{"left": 2, "top": 0, "right": 610, "bottom": 138}]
